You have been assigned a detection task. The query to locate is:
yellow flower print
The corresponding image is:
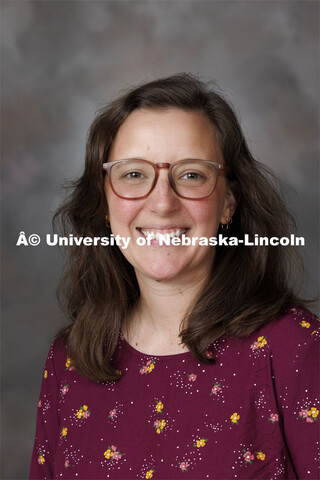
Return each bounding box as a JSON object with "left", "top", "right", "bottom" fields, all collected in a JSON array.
[
  {"left": 299, "top": 405, "right": 319, "bottom": 423},
  {"left": 195, "top": 438, "right": 208, "bottom": 448},
  {"left": 155, "top": 401, "right": 164, "bottom": 413},
  {"left": 104, "top": 449, "right": 113, "bottom": 459},
  {"left": 309, "top": 407, "right": 319, "bottom": 418},
  {"left": 230, "top": 412, "right": 240, "bottom": 424},
  {"left": 65, "top": 357, "right": 74, "bottom": 371},
  {"left": 256, "top": 451, "right": 266, "bottom": 461},
  {"left": 75, "top": 405, "right": 91, "bottom": 420},
  {"left": 43, "top": 370, "right": 48, "bottom": 379},
  {"left": 251, "top": 336, "right": 268, "bottom": 351},
  {"left": 61, "top": 427, "right": 68, "bottom": 437},
  {"left": 145, "top": 470, "right": 155, "bottom": 479},
  {"left": 140, "top": 360, "right": 155, "bottom": 375},
  {"left": 154, "top": 418, "right": 166, "bottom": 433},
  {"left": 103, "top": 445, "right": 123, "bottom": 461},
  {"left": 300, "top": 320, "right": 310, "bottom": 328},
  {"left": 257, "top": 336, "right": 267, "bottom": 348},
  {"left": 37, "top": 454, "right": 45, "bottom": 465}
]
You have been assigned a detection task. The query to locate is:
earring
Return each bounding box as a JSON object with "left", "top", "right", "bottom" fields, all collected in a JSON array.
[
  {"left": 106, "top": 214, "right": 111, "bottom": 228},
  {"left": 221, "top": 217, "right": 232, "bottom": 230}
]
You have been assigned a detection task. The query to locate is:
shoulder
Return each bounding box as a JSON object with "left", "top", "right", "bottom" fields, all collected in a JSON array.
[
  {"left": 260, "top": 306, "right": 319, "bottom": 352},
  {"left": 230, "top": 307, "right": 319, "bottom": 375},
  {"left": 48, "top": 335, "right": 68, "bottom": 361},
  {"left": 232, "top": 307, "right": 319, "bottom": 354},
  {"left": 254, "top": 307, "right": 319, "bottom": 382},
  {"left": 43, "top": 335, "right": 69, "bottom": 382}
]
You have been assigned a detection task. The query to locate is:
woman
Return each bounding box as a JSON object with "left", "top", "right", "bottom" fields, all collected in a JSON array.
[{"left": 30, "top": 74, "right": 319, "bottom": 479}]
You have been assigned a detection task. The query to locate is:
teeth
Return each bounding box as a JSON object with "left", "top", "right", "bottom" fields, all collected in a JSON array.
[{"left": 140, "top": 229, "right": 186, "bottom": 240}]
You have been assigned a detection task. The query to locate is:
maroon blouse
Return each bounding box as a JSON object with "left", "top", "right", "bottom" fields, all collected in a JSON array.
[{"left": 30, "top": 307, "right": 319, "bottom": 479}]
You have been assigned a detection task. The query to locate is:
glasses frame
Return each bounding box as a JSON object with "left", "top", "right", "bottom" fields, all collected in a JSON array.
[{"left": 102, "top": 158, "right": 230, "bottom": 200}]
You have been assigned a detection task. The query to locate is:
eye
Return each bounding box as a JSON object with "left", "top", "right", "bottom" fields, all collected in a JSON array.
[
  {"left": 118, "top": 170, "right": 150, "bottom": 181},
  {"left": 124, "top": 171, "right": 145, "bottom": 179},
  {"left": 180, "top": 172, "right": 203, "bottom": 180},
  {"left": 177, "top": 170, "right": 206, "bottom": 182}
]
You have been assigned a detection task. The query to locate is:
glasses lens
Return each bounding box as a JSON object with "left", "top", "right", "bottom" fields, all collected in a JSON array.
[
  {"left": 110, "top": 160, "right": 155, "bottom": 198},
  {"left": 171, "top": 161, "right": 217, "bottom": 198}
]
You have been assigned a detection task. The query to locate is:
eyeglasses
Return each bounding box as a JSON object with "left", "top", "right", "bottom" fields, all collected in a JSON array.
[{"left": 102, "top": 158, "right": 230, "bottom": 200}]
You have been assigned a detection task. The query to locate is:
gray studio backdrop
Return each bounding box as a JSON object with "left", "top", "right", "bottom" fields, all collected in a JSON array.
[{"left": 2, "top": 1, "right": 319, "bottom": 478}]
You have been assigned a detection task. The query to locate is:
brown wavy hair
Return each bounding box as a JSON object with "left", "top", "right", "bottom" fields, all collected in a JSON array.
[{"left": 54, "top": 73, "right": 307, "bottom": 382}]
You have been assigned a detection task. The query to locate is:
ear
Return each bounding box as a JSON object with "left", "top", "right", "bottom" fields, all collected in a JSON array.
[{"left": 220, "top": 186, "right": 237, "bottom": 224}]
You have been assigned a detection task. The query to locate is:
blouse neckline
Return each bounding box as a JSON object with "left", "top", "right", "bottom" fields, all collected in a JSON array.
[{"left": 119, "top": 330, "right": 192, "bottom": 359}]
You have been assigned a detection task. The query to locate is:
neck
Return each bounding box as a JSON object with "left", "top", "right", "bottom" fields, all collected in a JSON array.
[{"left": 123, "top": 271, "right": 209, "bottom": 355}]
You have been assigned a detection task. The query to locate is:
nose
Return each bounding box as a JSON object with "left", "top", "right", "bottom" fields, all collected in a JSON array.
[{"left": 146, "top": 168, "right": 179, "bottom": 215}]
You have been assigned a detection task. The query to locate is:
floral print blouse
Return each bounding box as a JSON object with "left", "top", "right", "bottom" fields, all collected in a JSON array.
[{"left": 29, "top": 307, "right": 319, "bottom": 479}]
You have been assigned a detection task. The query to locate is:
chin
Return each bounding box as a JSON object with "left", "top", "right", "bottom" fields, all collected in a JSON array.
[{"left": 138, "top": 260, "right": 188, "bottom": 282}]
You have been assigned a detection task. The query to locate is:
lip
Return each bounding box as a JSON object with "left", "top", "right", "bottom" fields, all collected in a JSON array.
[{"left": 136, "top": 225, "right": 190, "bottom": 230}]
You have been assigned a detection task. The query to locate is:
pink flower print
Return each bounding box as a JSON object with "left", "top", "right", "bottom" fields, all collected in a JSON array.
[
  {"left": 113, "top": 451, "right": 122, "bottom": 460},
  {"left": 250, "top": 341, "right": 259, "bottom": 351},
  {"left": 251, "top": 336, "right": 267, "bottom": 350},
  {"left": 299, "top": 409, "right": 309, "bottom": 418},
  {"left": 243, "top": 450, "right": 254, "bottom": 464},
  {"left": 109, "top": 408, "right": 117, "bottom": 419},
  {"left": 299, "top": 406, "right": 319, "bottom": 423},
  {"left": 61, "top": 385, "right": 69, "bottom": 395},
  {"left": 38, "top": 400, "right": 42, "bottom": 408},
  {"left": 269, "top": 413, "right": 279, "bottom": 423},
  {"left": 179, "top": 461, "right": 189, "bottom": 471},
  {"left": 205, "top": 350, "right": 213, "bottom": 359},
  {"left": 104, "top": 446, "right": 123, "bottom": 461},
  {"left": 211, "top": 384, "right": 221, "bottom": 395},
  {"left": 83, "top": 410, "right": 91, "bottom": 419},
  {"left": 64, "top": 460, "right": 70, "bottom": 468},
  {"left": 154, "top": 419, "right": 160, "bottom": 428},
  {"left": 306, "top": 417, "right": 314, "bottom": 423},
  {"left": 139, "top": 360, "right": 155, "bottom": 374},
  {"left": 188, "top": 373, "right": 197, "bottom": 382}
]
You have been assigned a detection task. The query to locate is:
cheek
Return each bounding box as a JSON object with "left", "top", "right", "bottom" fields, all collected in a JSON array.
[
  {"left": 107, "top": 195, "right": 141, "bottom": 230},
  {"left": 188, "top": 197, "right": 222, "bottom": 226}
]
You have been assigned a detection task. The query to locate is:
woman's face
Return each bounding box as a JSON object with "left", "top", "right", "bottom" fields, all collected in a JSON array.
[{"left": 105, "top": 108, "right": 236, "bottom": 284}]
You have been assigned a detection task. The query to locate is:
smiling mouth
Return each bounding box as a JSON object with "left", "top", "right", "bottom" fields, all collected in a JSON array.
[{"left": 138, "top": 228, "right": 188, "bottom": 241}]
